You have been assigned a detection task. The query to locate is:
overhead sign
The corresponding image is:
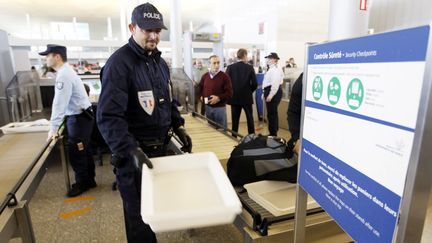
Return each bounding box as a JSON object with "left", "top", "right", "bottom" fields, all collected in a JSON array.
[
  {"left": 193, "top": 32, "right": 222, "bottom": 42},
  {"left": 298, "top": 26, "right": 430, "bottom": 243}
]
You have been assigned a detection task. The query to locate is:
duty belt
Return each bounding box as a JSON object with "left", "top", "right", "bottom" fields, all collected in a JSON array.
[
  {"left": 138, "top": 140, "right": 165, "bottom": 152},
  {"left": 67, "top": 106, "right": 94, "bottom": 120},
  {"left": 137, "top": 130, "right": 173, "bottom": 152}
]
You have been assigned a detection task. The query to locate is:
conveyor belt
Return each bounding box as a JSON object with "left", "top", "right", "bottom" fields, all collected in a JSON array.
[
  {"left": 236, "top": 188, "right": 325, "bottom": 237},
  {"left": 0, "top": 131, "right": 60, "bottom": 242},
  {"left": 182, "top": 114, "right": 352, "bottom": 242},
  {"left": 238, "top": 190, "right": 275, "bottom": 219},
  {"left": 183, "top": 114, "right": 238, "bottom": 170},
  {"left": 0, "top": 132, "right": 48, "bottom": 203}
]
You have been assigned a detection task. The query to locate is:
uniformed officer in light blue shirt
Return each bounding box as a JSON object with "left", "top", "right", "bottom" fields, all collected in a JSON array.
[{"left": 39, "top": 44, "right": 97, "bottom": 197}]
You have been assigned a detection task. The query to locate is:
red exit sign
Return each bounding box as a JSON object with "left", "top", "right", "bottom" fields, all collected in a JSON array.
[{"left": 360, "top": 0, "right": 367, "bottom": 10}]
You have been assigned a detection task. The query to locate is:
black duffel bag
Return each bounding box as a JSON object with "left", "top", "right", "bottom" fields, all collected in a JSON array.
[{"left": 227, "top": 134, "right": 298, "bottom": 186}]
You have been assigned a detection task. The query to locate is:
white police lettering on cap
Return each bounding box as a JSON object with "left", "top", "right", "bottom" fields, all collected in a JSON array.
[
  {"left": 138, "top": 90, "right": 155, "bottom": 115},
  {"left": 143, "top": 12, "right": 161, "bottom": 20}
]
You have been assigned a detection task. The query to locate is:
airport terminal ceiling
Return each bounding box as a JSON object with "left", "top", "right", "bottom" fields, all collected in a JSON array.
[
  {"left": 0, "top": 0, "right": 330, "bottom": 43},
  {"left": 0, "top": 0, "right": 431, "bottom": 47}
]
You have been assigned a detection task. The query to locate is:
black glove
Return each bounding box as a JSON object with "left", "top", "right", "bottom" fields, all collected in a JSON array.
[
  {"left": 111, "top": 154, "right": 125, "bottom": 168},
  {"left": 130, "top": 147, "right": 153, "bottom": 172},
  {"left": 174, "top": 127, "right": 192, "bottom": 153}
]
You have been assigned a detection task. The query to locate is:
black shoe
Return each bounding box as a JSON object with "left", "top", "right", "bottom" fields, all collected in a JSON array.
[
  {"left": 67, "top": 183, "right": 89, "bottom": 197},
  {"left": 87, "top": 179, "right": 97, "bottom": 188}
]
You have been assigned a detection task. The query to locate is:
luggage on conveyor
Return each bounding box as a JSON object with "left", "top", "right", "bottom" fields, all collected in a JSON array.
[{"left": 227, "top": 134, "right": 298, "bottom": 186}]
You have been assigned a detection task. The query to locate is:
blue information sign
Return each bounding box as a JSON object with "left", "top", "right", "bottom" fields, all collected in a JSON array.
[{"left": 298, "top": 26, "right": 430, "bottom": 243}]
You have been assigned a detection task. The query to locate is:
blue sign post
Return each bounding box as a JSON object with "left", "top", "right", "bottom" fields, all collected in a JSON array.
[{"left": 294, "top": 25, "right": 432, "bottom": 243}]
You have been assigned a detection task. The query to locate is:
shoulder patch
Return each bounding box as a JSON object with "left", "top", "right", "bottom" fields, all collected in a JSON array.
[{"left": 56, "top": 82, "right": 64, "bottom": 90}]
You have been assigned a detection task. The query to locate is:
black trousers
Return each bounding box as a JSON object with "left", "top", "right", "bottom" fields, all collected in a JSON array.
[
  {"left": 66, "top": 115, "right": 95, "bottom": 184},
  {"left": 116, "top": 145, "right": 166, "bottom": 243},
  {"left": 231, "top": 104, "right": 255, "bottom": 136},
  {"left": 264, "top": 86, "right": 282, "bottom": 136}
]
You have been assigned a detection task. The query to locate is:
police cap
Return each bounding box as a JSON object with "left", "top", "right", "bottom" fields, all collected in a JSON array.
[
  {"left": 131, "top": 3, "right": 167, "bottom": 30},
  {"left": 39, "top": 44, "right": 67, "bottom": 57},
  {"left": 265, "top": 52, "right": 280, "bottom": 60}
]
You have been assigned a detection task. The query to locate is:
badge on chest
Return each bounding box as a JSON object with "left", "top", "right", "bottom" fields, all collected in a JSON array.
[{"left": 138, "top": 90, "right": 155, "bottom": 115}]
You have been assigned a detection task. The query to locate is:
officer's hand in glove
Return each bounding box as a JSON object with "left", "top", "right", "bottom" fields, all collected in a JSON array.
[
  {"left": 285, "top": 138, "right": 297, "bottom": 159},
  {"left": 130, "top": 147, "right": 153, "bottom": 172},
  {"left": 110, "top": 154, "right": 125, "bottom": 168},
  {"left": 174, "top": 126, "right": 192, "bottom": 153}
]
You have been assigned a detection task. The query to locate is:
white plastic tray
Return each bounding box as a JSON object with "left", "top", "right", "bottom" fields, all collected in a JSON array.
[
  {"left": 0, "top": 119, "right": 50, "bottom": 134},
  {"left": 141, "top": 152, "right": 242, "bottom": 232},
  {"left": 244, "top": 180, "right": 320, "bottom": 216}
]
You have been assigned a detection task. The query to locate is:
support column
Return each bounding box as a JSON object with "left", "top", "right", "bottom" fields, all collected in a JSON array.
[
  {"left": 107, "top": 17, "right": 113, "bottom": 39},
  {"left": 169, "top": 0, "right": 183, "bottom": 69},
  {"left": 213, "top": 39, "right": 224, "bottom": 71},
  {"left": 0, "top": 30, "right": 15, "bottom": 125},
  {"left": 119, "top": 0, "right": 128, "bottom": 41},
  {"left": 328, "top": 0, "right": 370, "bottom": 41},
  {"left": 183, "top": 31, "right": 193, "bottom": 80},
  {"left": 25, "top": 14, "right": 32, "bottom": 39},
  {"left": 72, "top": 17, "right": 77, "bottom": 40}
]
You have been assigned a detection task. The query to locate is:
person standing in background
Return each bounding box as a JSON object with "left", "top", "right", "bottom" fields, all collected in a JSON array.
[
  {"left": 286, "top": 73, "right": 303, "bottom": 158},
  {"left": 193, "top": 58, "right": 207, "bottom": 115},
  {"left": 200, "top": 55, "right": 233, "bottom": 130},
  {"left": 286, "top": 57, "right": 297, "bottom": 68},
  {"left": 226, "top": 48, "right": 257, "bottom": 137},
  {"left": 263, "top": 52, "right": 284, "bottom": 136}
]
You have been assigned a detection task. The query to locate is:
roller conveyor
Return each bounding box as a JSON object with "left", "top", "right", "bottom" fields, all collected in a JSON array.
[
  {"left": 183, "top": 114, "right": 238, "bottom": 171},
  {"left": 183, "top": 115, "right": 352, "bottom": 242}
]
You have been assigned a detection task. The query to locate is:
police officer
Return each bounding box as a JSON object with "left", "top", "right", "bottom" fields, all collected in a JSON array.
[
  {"left": 96, "top": 3, "right": 192, "bottom": 243},
  {"left": 39, "top": 45, "right": 96, "bottom": 197}
]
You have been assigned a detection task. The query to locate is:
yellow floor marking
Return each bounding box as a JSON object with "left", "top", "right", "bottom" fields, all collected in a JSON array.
[
  {"left": 60, "top": 207, "right": 93, "bottom": 219},
  {"left": 64, "top": 196, "right": 95, "bottom": 203}
]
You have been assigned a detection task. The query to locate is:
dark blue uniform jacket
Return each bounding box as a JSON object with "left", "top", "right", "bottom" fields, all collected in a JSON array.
[{"left": 97, "top": 37, "right": 184, "bottom": 158}]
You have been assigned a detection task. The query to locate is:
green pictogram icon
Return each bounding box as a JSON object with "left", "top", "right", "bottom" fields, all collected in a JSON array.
[
  {"left": 327, "top": 77, "right": 341, "bottom": 105},
  {"left": 312, "top": 76, "right": 323, "bottom": 101},
  {"left": 346, "top": 78, "right": 364, "bottom": 110}
]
